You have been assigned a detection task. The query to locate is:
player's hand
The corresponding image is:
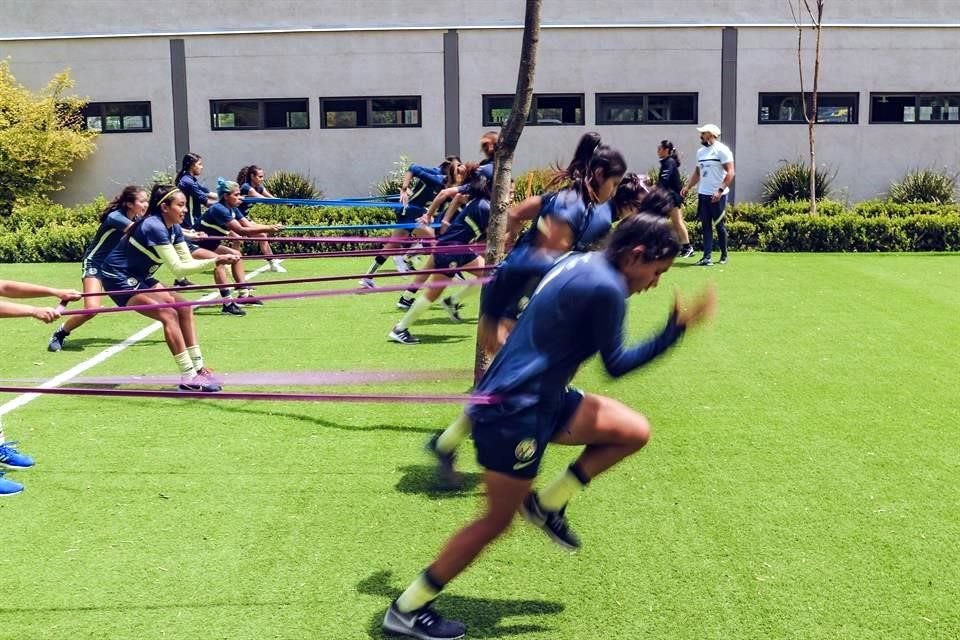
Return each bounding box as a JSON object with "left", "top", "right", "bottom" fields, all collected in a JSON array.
[
  {"left": 215, "top": 255, "right": 240, "bottom": 265},
  {"left": 417, "top": 214, "right": 433, "bottom": 225},
  {"left": 270, "top": 224, "right": 283, "bottom": 232},
  {"left": 680, "top": 186, "right": 689, "bottom": 198},
  {"left": 674, "top": 285, "right": 716, "bottom": 329},
  {"left": 55, "top": 289, "right": 82, "bottom": 302},
  {"left": 32, "top": 306, "right": 61, "bottom": 323},
  {"left": 399, "top": 188, "right": 410, "bottom": 206}
]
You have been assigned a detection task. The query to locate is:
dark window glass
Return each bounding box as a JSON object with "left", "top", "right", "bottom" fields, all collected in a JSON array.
[
  {"left": 596, "top": 94, "right": 698, "bottom": 125},
  {"left": 82, "top": 101, "right": 152, "bottom": 132},
  {"left": 211, "top": 99, "right": 309, "bottom": 130},
  {"left": 759, "top": 93, "right": 857, "bottom": 124},
  {"left": 482, "top": 94, "right": 584, "bottom": 126},
  {"left": 321, "top": 96, "right": 421, "bottom": 129},
  {"left": 870, "top": 93, "right": 960, "bottom": 124}
]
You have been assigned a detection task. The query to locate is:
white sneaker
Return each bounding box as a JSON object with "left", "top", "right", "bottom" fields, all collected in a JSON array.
[
  {"left": 268, "top": 259, "right": 287, "bottom": 273},
  {"left": 359, "top": 278, "right": 376, "bottom": 289},
  {"left": 393, "top": 255, "right": 411, "bottom": 273}
]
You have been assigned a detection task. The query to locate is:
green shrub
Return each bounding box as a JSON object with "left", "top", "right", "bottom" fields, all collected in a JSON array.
[
  {"left": 371, "top": 155, "right": 411, "bottom": 198},
  {"left": 888, "top": 169, "right": 957, "bottom": 204},
  {"left": 761, "top": 215, "right": 915, "bottom": 252},
  {"left": 899, "top": 215, "right": 960, "bottom": 251},
  {"left": 264, "top": 171, "right": 322, "bottom": 199},
  {"left": 760, "top": 161, "right": 835, "bottom": 203},
  {"left": 2, "top": 196, "right": 106, "bottom": 230},
  {"left": 513, "top": 167, "right": 557, "bottom": 202},
  {"left": 851, "top": 199, "right": 960, "bottom": 218},
  {"left": 727, "top": 199, "right": 845, "bottom": 224}
]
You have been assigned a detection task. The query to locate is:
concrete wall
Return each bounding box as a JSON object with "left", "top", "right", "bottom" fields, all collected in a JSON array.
[{"left": 3, "top": 2, "right": 960, "bottom": 204}]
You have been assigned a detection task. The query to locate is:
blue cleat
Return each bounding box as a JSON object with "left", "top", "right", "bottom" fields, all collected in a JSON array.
[
  {"left": 0, "top": 472, "right": 24, "bottom": 496},
  {"left": 0, "top": 442, "right": 35, "bottom": 470}
]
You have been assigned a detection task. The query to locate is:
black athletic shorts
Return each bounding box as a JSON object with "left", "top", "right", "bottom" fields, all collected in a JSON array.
[
  {"left": 471, "top": 387, "right": 585, "bottom": 479},
  {"left": 100, "top": 271, "right": 160, "bottom": 307}
]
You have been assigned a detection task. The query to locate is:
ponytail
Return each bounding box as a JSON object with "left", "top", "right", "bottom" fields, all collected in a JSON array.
[
  {"left": 174, "top": 152, "right": 202, "bottom": 186},
  {"left": 660, "top": 140, "right": 681, "bottom": 167},
  {"left": 101, "top": 185, "right": 145, "bottom": 223}
]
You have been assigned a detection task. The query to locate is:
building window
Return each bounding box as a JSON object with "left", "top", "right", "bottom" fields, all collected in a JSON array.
[
  {"left": 320, "top": 96, "right": 421, "bottom": 128},
  {"left": 870, "top": 93, "right": 960, "bottom": 123},
  {"left": 758, "top": 93, "right": 858, "bottom": 124},
  {"left": 210, "top": 99, "right": 309, "bottom": 130},
  {"left": 483, "top": 94, "right": 584, "bottom": 126},
  {"left": 595, "top": 93, "right": 697, "bottom": 125},
  {"left": 83, "top": 101, "right": 152, "bottom": 132}
]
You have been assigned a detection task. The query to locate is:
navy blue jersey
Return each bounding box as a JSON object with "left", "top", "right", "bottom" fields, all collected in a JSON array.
[
  {"left": 408, "top": 163, "right": 446, "bottom": 209},
  {"left": 177, "top": 174, "right": 211, "bottom": 229},
  {"left": 102, "top": 214, "right": 186, "bottom": 279},
  {"left": 439, "top": 198, "right": 490, "bottom": 245},
  {"left": 83, "top": 210, "right": 133, "bottom": 267},
  {"left": 200, "top": 202, "right": 241, "bottom": 236},
  {"left": 470, "top": 252, "right": 683, "bottom": 421},
  {"left": 515, "top": 189, "right": 614, "bottom": 252},
  {"left": 658, "top": 156, "right": 682, "bottom": 195},
  {"left": 238, "top": 182, "right": 255, "bottom": 215}
]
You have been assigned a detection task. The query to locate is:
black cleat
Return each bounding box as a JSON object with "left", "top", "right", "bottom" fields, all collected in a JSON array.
[
  {"left": 680, "top": 245, "right": 695, "bottom": 258},
  {"left": 382, "top": 602, "right": 465, "bottom": 640},
  {"left": 173, "top": 278, "right": 195, "bottom": 287},
  {"left": 426, "top": 433, "right": 462, "bottom": 488},
  {"left": 719, "top": 255, "right": 728, "bottom": 265},
  {"left": 221, "top": 302, "right": 246, "bottom": 316},
  {"left": 397, "top": 296, "right": 414, "bottom": 311},
  {"left": 695, "top": 257, "right": 713, "bottom": 267},
  {"left": 48, "top": 329, "right": 68, "bottom": 352},
  {"left": 440, "top": 297, "right": 463, "bottom": 323},
  {"left": 520, "top": 492, "right": 581, "bottom": 551},
  {"left": 388, "top": 326, "right": 420, "bottom": 345}
]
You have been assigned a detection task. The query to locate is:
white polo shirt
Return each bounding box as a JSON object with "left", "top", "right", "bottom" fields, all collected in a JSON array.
[{"left": 696, "top": 141, "right": 734, "bottom": 196}]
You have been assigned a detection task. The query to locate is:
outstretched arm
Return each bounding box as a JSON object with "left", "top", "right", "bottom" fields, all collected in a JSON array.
[{"left": 0, "top": 280, "right": 80, "bottom": 302}]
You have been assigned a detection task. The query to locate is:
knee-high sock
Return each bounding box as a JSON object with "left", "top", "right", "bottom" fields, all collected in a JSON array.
[
  {"left": 395, "top": 569, "right": 445, "bottom": 613},
  {"left": 538, "top": 462, "right": 590, "bottom": 511},
  {"left": 396, "top": 295, "right": 432, "bottom": 331},
  {"left": 435, "top": 412, "right": 471, "bottom": 454}
]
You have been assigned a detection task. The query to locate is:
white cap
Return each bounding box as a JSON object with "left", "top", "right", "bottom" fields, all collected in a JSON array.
[{"left": 696, "top": 123, "right": 722, "bottom": 136}]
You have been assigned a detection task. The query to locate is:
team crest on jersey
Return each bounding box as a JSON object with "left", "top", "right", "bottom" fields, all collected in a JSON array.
[
  {"left": 85, "top": 267, "right": 99, "bottom": 277},
  {"left": 125, "top": 277, "right": 138, "bottom": 288},
  {"left": 515, "top": 438, "right": 537, "bottom": 462}
]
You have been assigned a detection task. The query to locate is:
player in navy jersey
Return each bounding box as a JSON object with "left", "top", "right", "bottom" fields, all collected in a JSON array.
[
  {"left": 100, "top": 184, "right": 240, "bottom": 392},
  {"left": 198, "top": 178, "right": 282, "bottom": 316},
  {"left": 47, "top": 186, "right": 149, "bottom": 352},
  {"left": 388, "top": 165, "right": 491, "bottom": 345},
  {"left": 236, "top": 164, "right": 286, "bottom": 273},
  {"left": 360, "top": 156, "right": 463, "bottom": 289},
  {"left": 382, "top": 214, "right": 716, "bottom": 640}
]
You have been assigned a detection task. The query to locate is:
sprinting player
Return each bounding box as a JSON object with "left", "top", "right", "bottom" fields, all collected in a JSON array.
[
  {"left": 415, "top": 132, "right": 499, "bottom": 233},
  {"left": 388, "top": 165, "right": 491, "bottom": 345},
  {"left": 0, "top": 280, "right": 81, "bottom": 495},
  {"left": 100, "top": 184, "right": 239, "bottom": 392},
  {"left": 382, "top": 214, "right": 716, "bottom": 640},
  {"left": 174, "top": 153, "right": 217, "bottom": 286},
  {"left": 360, "top": 156, "right": 462, "bottom": 289},
  {"left": 48, "top": 186, "right": 148, "bottom": 352},
  {"left": 656, "top": 140, "right": 694, "bottom": 257},
  {"left": 236, "top": 164, "right": 286, "bottom": 273},
  {"left": 199, "top": 178, "right": 282, "bottom": 315}
]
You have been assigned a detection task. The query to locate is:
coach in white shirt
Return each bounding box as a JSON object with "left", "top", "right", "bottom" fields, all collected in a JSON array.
[{"left": 680, "top": 124, "right": 735, "bottom": 266}]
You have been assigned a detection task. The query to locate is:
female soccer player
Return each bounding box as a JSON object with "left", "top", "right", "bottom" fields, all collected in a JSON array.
[
  {"left": 48, "top": 186, "right": 148, "bottom": 352},
  {"left": 382, "top": 214, "right": 716, "bottom": 640},
  {"left": 99, "top": 184, "right": 239, "bottom": 392},
  {"left": 1, "top": 279, "right": 81, "bottom": 495},
  {"left": 656, "top": 140, "right": 694, "bottom": 257},
  {"left": 388, "top": 164, "right": 491, "bottom": 345},
  {"left": 198, "top": 178, "right": 282, "bottom": 315},
  {"left": 236, "top": 164, "right": 286, "bottom": 273}
]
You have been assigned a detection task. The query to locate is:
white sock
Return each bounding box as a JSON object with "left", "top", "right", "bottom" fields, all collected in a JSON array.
[
  {"left": 175, "top": 351, "right": 197, "bottom": 380},
  {"left": 187, "top": 345, "right": 204, "bottom": 370},
  {"left": 452, "top": 279, "right": 479, "bottom": 305},
  {"left": 435, "top": 412, "right": 471, "bottom": 454},
  {"left": 396, "top": 295, "right": 433, "bottom": 331}
]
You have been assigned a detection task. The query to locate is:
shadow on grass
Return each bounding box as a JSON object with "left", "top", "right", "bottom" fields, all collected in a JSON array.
[
  {"left": 394, "top": 464, "right": 483, "bottom": 499},
  {"left": 58, "top": 337, "right": 165, "bottom": 351},
  {"left": 213, "top": 404, "right": 437, "bottom": 435},
  {"left": 359, "top": 570, "right": 564, "bottom": 639}
]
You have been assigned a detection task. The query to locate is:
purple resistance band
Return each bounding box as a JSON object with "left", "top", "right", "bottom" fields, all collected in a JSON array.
[
  {"left": 0, "top": 369, "right": 472, "bottom": 387},
  {"left": 227, "top": 235, "right": 432, "bottom": 244},
  {"left": 75, "top": 265, "right": 494, "bottom": 299},
  {"left": 0, "top": 385, "right": 497, "bottom": 404},
  {"left": 236, "top": 242, "right": 483, "bottom": 261},
  {"left": 59, "top": 277, "right": 491, "bottom": 317}
]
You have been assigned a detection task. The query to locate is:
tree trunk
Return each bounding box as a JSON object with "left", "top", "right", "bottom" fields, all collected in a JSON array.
[{"left": 473, "top": 0, "right": 541, "bottom": 382}]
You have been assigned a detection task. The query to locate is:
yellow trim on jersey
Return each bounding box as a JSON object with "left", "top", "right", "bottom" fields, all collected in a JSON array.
[
  {"left": 127, "top": 236, "right": 164, "bottom": 264},
  {"left": 200, "top": 220, "right": 231, "bottom": 236},
  {"left": 464, "top": 216, "right": 482, "bottom": 242},
  {"left": 84, "top": 228, "right": 116, "bottom": 260}
]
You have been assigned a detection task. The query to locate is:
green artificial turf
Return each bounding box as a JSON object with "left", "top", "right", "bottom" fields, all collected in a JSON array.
[{"left": 0, "top": 253, "right": 957, "bottom": 639}]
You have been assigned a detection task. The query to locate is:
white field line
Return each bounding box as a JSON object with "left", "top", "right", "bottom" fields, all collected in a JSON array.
[{"left": 0, "top": 264, "right": 272, "bottom": 417}]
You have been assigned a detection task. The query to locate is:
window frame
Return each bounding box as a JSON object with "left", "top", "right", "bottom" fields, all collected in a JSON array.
[
  {"left": 595, "top": 92, "right": 699, "bottom": 126},
  {"left": 869, "top": 92, "right": 960, "bottom": 124},
  {"left": 482, "top": 93, "right": 586, "bottom": 127},
  {"left": 82, "top": 101, "right": 153, "bottom": 133},
  {"left": 319, "top": 95, "right": 422, "bottom": 129},
  {"left": 757, "top": 92, "right": 859, "bottom": 125},
  {"left": 209, "top": 98, "right": 310, "bottom": 131}
]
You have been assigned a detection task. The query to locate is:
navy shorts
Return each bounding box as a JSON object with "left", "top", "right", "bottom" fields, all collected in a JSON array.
[
  {"left": 471, "top": 387, "right": 585, "bottom": 479},
  {"left": 81, "top": 262, "right": 103, "bottom": 280},
  {"left": 195, "top": 237, "right": 222, "bottom": 252},
  {"left": 433, "top": 251, "right": 480, "bottom": 272},
  {"left": 100, "top": 271, "right": 160, "bottom": 307}
]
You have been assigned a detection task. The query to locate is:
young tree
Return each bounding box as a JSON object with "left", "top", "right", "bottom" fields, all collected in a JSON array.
[
  {"left": 474, "top": 0, "right": 541, "bottom": 379},
  {"left": 788, "top": 0, "right": 825, "bottom": 215},
  {"left": 0, "top": 59, "right": 97, "bottom": 215}
]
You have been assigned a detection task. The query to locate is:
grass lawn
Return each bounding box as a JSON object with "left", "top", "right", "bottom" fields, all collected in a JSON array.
[{"left": 0, "top": 252, "right": 957, "bottom": 639}]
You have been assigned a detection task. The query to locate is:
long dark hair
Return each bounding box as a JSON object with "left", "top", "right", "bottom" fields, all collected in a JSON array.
[
  {"left": 547, "top": 132, "right": 603, "bottom": 190},
  {"left": 605, "top": 213, "right": 680, "bottom": 265},
  {"left": 101, "top": 185, "right": 145, "bottom": 222},
  {"left": 659, "top": 140, "right": 681, "bottom": 166},
  {"left": 577, "top": 145, "right": 627, "bottom": 201},
  {"left": 174, "top": 153, "right": 202, "bottom": 185},
  {"left": 125, "top": 183, "right": 179, "bottom": 235},
  {"left": 459, "top": 162, "right": 492, "bottom": 200},
  {"left": 236, "top": 164, "right": 261, "bottom": 186},
  {"left": 439, "top": 156, "right": 462, "bottom": 187}
]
